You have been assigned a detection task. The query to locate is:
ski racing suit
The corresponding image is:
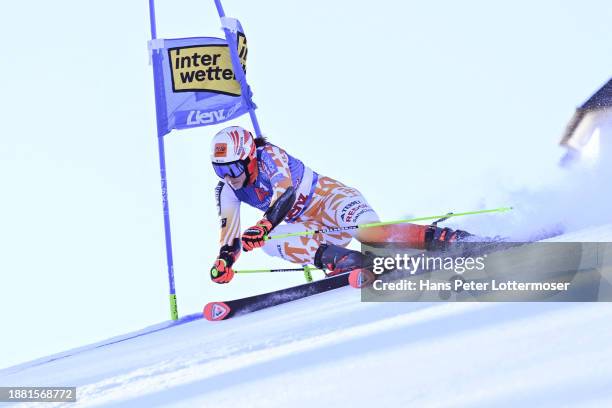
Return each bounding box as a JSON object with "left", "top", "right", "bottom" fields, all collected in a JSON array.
[{"left": 215, "top": 143, "right": 381, "bottom": 268}]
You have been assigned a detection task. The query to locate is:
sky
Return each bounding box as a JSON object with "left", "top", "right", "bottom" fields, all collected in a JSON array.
[{"left": 1, "top": 0, "right": 611, "bottom": 369}]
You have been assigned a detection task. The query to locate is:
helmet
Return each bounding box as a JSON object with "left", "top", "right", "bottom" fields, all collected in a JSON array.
[
  {"left": 211, "top": 126, "right": 256, "bottom": 164},
  {"left": 210, "top": 126, "right": 258, "bottom": 186}
]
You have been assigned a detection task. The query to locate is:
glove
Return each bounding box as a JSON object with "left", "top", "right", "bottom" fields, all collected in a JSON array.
[
  {"left": 241, "top": 219, "right": 273, "bottom": 252},
  {"left": 210, "top": 252, "right": 235, "bottom": 284}
]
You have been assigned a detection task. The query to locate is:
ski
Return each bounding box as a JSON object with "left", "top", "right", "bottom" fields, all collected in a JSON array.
[
  {"left": 204, "top": 231, "right": 566, "bottom": 321},
  {"left": 203, "top": 272, "right": 350, "bottom": 321}
]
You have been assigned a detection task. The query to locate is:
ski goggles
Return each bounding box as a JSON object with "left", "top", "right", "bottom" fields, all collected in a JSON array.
[{"left": 212, "top": 160, "right": 246, "bottom": 179}]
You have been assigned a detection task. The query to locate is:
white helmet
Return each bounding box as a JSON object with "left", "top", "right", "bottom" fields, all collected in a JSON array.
[
  {"left": 210, "top": 126, "right": 258, "bottom": 185},
  {"left": 211, "top": 126, "right": 256, "bottom": 164}
]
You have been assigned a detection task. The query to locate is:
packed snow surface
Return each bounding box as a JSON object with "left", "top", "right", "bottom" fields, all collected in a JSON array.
[{"left": 2, "top": 226, "right": 612, "bottom": 407}]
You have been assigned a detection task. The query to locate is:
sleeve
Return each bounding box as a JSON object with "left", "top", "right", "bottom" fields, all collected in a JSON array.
[
  {"left": 261, "top": 144, "right": 294, "bottom": 203},
  {"left": 258, "top": 145, "right": 298, "bottom": 228},
  {"left": 215, "top": 181, "right": 241, "bottom": 257}
]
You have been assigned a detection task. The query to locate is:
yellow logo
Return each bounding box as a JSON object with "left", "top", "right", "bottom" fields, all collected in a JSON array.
[{"left": 168, "top": 33, "right": 247, "bottom": 96}]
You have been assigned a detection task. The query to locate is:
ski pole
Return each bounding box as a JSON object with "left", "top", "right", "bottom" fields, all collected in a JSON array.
[
  {"left": 265, "top": 206, "right": 512, "bottom": 241},
  {"left": 236, "top": 266, "right": 320, "bottom": 274},
  {"left": 235, "top": 265, "right": 320, "bottom": 282}
]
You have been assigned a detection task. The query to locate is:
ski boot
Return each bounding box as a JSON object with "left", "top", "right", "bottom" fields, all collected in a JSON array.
[
  {"left": 424, "top": 224, "right": 473, "bottom": 251},
  {"left": 314, "top": 244, "right": 376, "bottom": 288},
  {"left": 422, "top": 213, "right": 474, "bottom": 251}
]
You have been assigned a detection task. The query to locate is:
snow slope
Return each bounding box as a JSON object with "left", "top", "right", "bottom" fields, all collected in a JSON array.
[{"left": 2, "top": 226, "right": 612, "bottom": 407}]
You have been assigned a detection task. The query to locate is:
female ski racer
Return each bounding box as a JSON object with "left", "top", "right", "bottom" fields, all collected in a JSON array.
[{"left": 209, "top": 126, "right": 471, "bottom": 287}]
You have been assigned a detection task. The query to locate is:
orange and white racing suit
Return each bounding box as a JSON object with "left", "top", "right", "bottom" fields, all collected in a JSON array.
[{"left": 215, "top": 143, "right": 380, "bottom": 266}]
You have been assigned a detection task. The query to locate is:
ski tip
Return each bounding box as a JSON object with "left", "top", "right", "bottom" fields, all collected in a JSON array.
[{"left": 203, "top": 302, "right": 231, "bottom": 321}]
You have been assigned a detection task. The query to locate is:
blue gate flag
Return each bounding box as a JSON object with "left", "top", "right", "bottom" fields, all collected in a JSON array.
[{"left": 149, "top": 23, "right": 254, "bottom": 137}]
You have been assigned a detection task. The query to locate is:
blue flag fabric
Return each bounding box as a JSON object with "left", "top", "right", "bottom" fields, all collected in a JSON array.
[{"left": 150, "top": 25, "right": 253, "bottom": 137}]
